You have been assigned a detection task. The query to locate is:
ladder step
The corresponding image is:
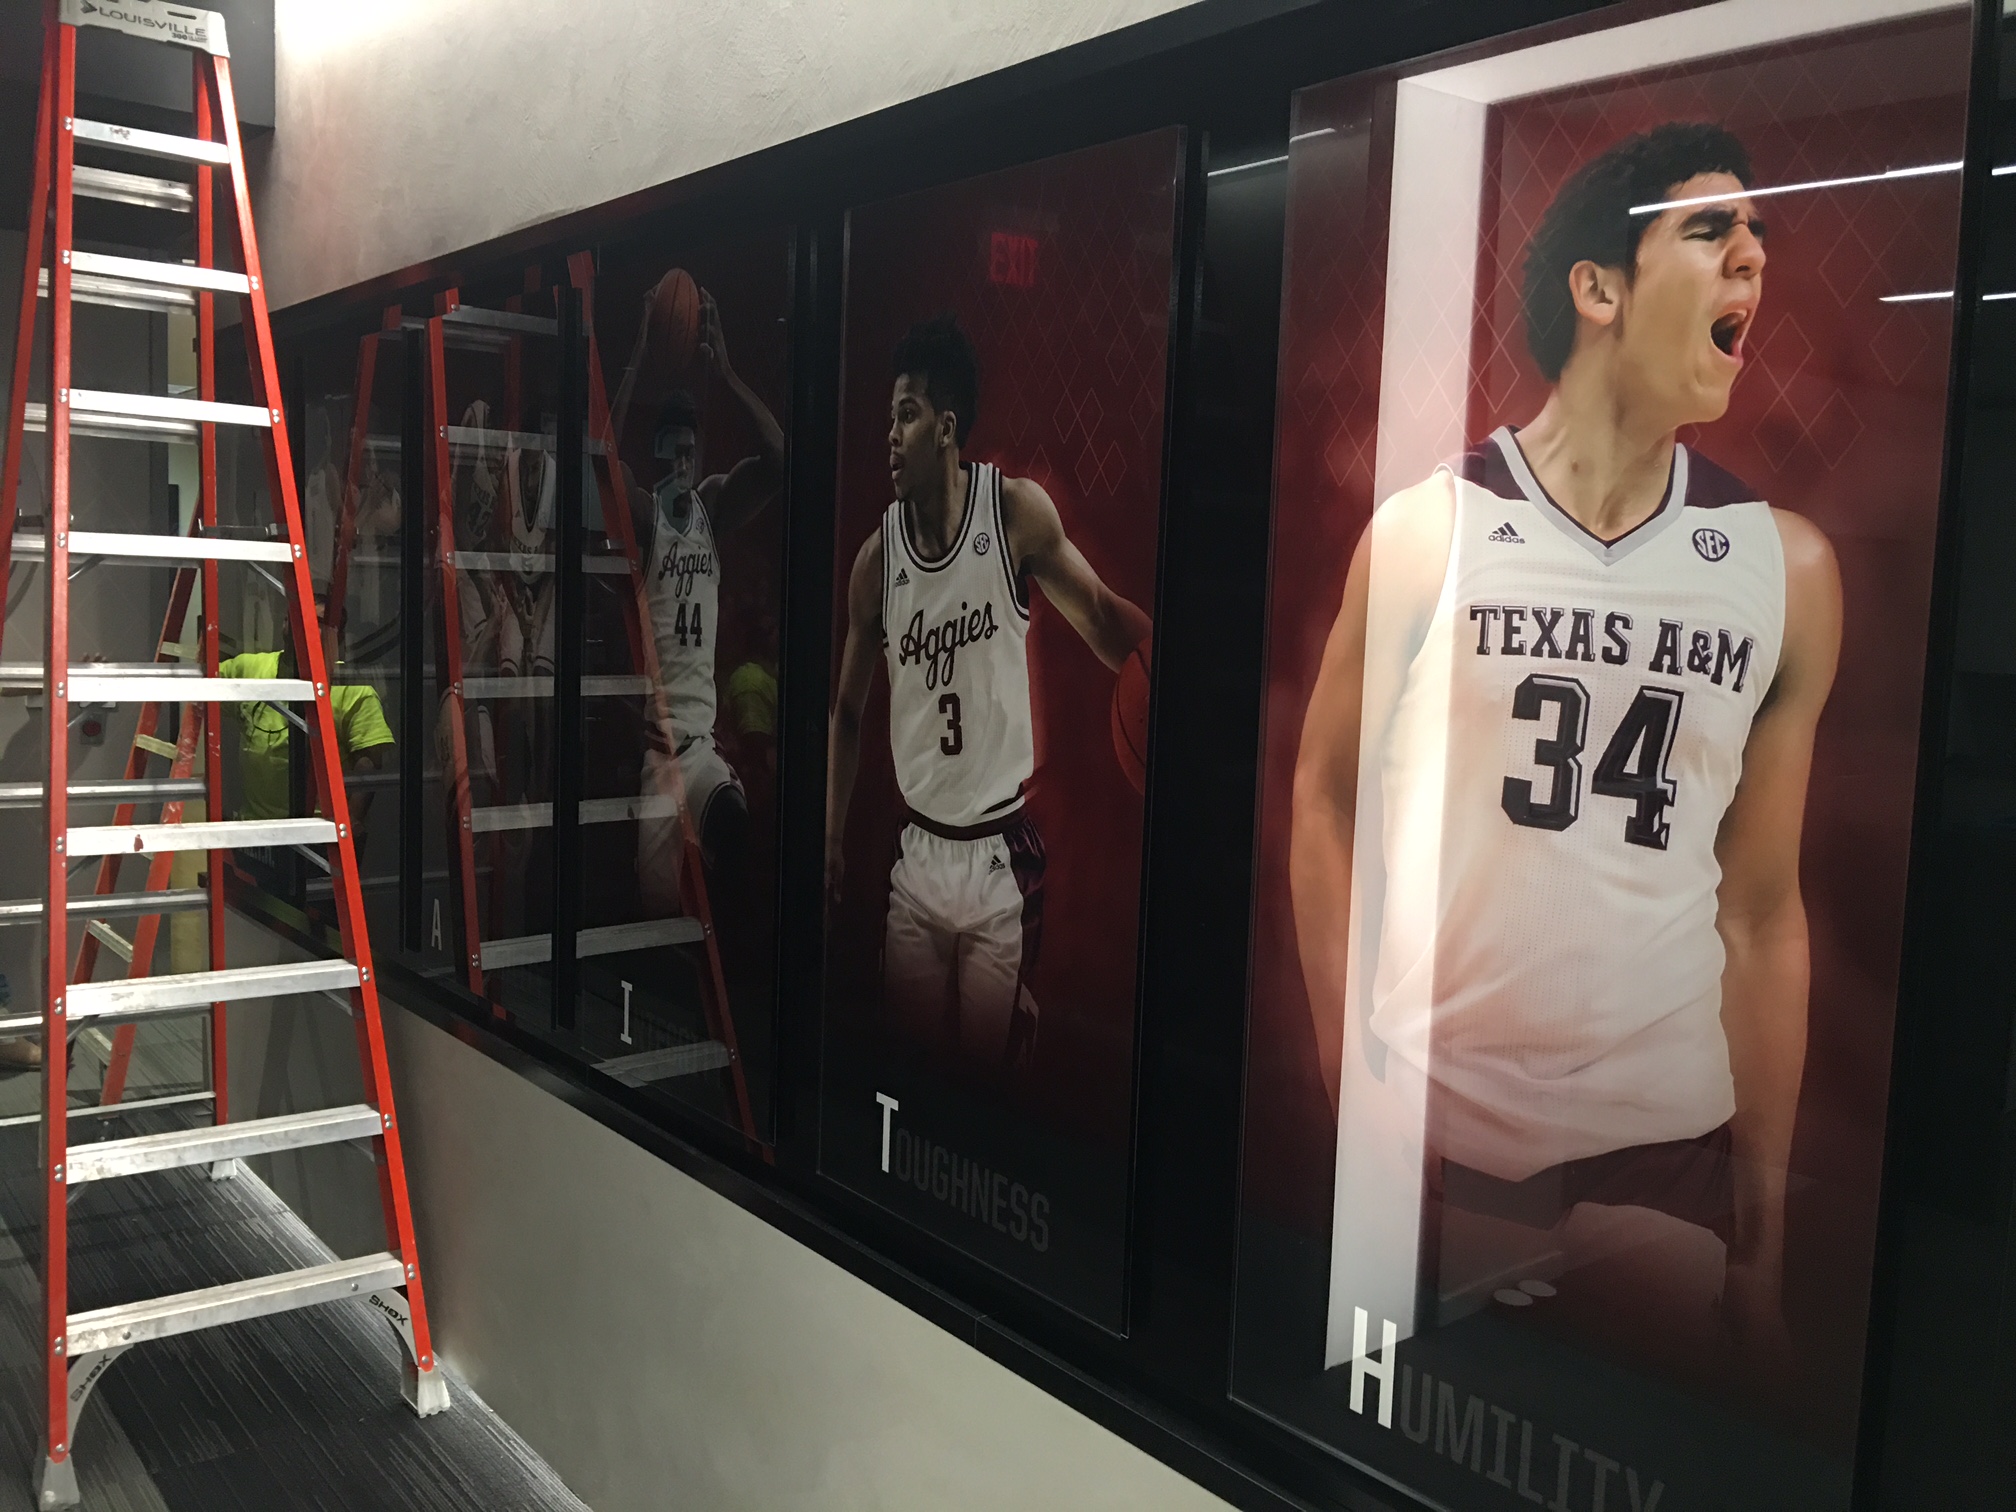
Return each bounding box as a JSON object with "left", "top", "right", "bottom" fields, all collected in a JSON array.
[
  {"left": 40, "top": 265, "right": 194, "bottom": 314},
  {"left": 439, "top": 426, "right": 606, "bottom": 457},
  {"left": 480, "top": 917, "right": 705, "bottom": 971},
  {"left": 446, "top": 551, "right": 630, "bottom": 576},
  {"left": 65, "top": 1253, "right": 407, "bottom": 1357},
  {"left": 23, "top": 399, "right": 194, "bottom": 441},
  {"left": 67, "top": 816, "right": 337, "bottom": 858},
  {"left": 73, "top": 164, "right": 192, "bottom": 213},
  {"left": 0, "top": 665, "right": 314, "bottom": 703},
  {"left": 69, "top": 389, "right": 273, "bottom": 430},
  {"left": 598, "top": 1040, "right": 734, "bottom": 1087},
  {"left": 67, "top": 958, "right": 361, "bottom": 1024},
  {"left": 73, "top": 117, "right": 231, "bottom": 167},
  {"left": 0, "top": 889, "right": 210, "bottom": 926},
  {"left": 470, "top": 793, "right": 681, "bottom": 833},
  {"left": 441, "top": 306, "right": 557, "bottom": 337},
  {"left": 459, "top": 674, "right": 649, "bottom": 699},
  {"left": 66, "top": 1104, "right": 384, "bottom": 1185},
  {"left": 70, "top": 250, "right": 250, "bottom": 296},
  {"left": 84, "top": 919, "right": 134, "bottom": 963},
  {"left": 14, "top": 528, "right": 294, "bottom": 565},
  {"left": 72, "top": 673, "right": 316, "bottom": 704},
  {"left": 0, "top": 777, "right": 207, "bottom": 809}
]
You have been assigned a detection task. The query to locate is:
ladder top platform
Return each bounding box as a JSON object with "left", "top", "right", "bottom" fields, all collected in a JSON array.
[{"left": 60, "top": 0, "right": 229, "bottom": 57}]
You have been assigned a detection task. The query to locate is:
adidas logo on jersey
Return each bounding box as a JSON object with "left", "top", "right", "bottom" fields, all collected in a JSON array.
[
  {"left": 894, "top": 568, "right": 911, "bottom": 586},
  {"left": 988, "top": 854, "right": 1006, "bottom": 873},
  {"left": 1486, "top": 521, "right": 1524, "bottom": 544}
]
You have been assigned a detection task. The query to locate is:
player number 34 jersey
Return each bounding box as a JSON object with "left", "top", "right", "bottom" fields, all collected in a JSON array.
[
  {"left": 1367, "top": 428, "right": 1788, "bottom": 1180},
  {"left": 882, "top": 463, "right": 1033, "bottom": 829}
]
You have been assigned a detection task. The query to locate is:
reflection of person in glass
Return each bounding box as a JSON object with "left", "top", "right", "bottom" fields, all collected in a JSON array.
[
  {"left": 1293, "top": 126, "right": 1841, "bottom": 1373},
  {"left": 826, "top": 315, "right": 1151, "bottom": 1071},
  {"left": 614, "top": 289, "right": 784, "bottom": 923},
  {"left": 226, "top": 621, "right": 394, "bottom": 848}
]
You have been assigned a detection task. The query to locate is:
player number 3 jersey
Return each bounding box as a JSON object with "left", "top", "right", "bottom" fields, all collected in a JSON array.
[
  {"left": 1367, "top": 428, "right": 1788, "bottom": 1180},
  {"left": 882, "top": 463, "right": 1033, "bottom": 829}
]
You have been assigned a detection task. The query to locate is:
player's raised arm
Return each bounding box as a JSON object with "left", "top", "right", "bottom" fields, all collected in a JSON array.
[
  {"left": 1001, "top": 476, "right": 1149, "bottom": 671},
  {"left": 825, "top": 529, "right": 886, "bottom": 902},
  {"left": 697, "top": 291, "right": 787, "bottom": 535},
  {"left": 1712, "top": 508, "right": 1841, "bottom": 1372}
]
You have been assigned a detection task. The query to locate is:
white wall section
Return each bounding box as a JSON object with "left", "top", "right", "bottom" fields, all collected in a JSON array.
[
  {"left": 258, "top": 0, "right": 1201, "bottom": 310},
  {"left": 380, "top": 1006, "right": 1233, "bottom": 1512}
]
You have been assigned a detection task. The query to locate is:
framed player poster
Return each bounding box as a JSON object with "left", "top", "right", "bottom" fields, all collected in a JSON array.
[
  {"left": 1231, "top": 1, "right": 1973, "bottom": 1508},
  {"left": 820, "top": 129, "right": 1181, "bottom": 1326}
]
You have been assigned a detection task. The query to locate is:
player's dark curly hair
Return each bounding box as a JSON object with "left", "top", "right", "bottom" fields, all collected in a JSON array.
[
  {"left": 1522, "top": 123, "right": 1753, "bottom": 382},
  {"left": 655, "top": 390, "right": 699, "bottom": 439},
  {"left": 892, "top": 313, "right": 979, "bottom": 447}
]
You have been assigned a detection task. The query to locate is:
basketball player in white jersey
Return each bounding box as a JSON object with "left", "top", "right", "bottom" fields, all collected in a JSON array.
[
  {"left": 617, "top": 291, "right": 785, "bottom": 917},
  {"left": 827, "top": 315, "right": 1151, "bottom": 1072},
  {"left": 1293, "top": 124, "right": 1841, "bottom": 1375}
]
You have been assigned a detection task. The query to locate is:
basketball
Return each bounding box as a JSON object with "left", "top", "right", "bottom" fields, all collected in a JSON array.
[
  {"left": 646, "top": 268, "right": 702, "bottom": 378},
  {"left": 1111, "top": 636, "right": 1151, "bottom": 794}
]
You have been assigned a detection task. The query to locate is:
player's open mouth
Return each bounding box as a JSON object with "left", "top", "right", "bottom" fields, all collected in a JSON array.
[{"left": 1710, "top": 310, "right": 1749, "bottom": 361}]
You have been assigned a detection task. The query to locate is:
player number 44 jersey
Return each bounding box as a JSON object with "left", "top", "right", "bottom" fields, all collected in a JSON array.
[
  {"left": 882, "top": 463, "right": 1034, "bottom": 829},
  {"left": 645, "top": 483, "right": 720, "bottom": 743},
  {"left": 1366, "top": 427, "right": 1788, "bottom": 1179}
]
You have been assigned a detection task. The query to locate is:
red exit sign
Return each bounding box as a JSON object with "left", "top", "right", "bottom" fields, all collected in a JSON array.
[{"left": 988, "top": 231, "right": 1039, "bottom": 288}]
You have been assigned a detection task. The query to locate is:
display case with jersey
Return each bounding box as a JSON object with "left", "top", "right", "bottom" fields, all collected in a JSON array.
[{"left": 1229, "top": 3, "right": 1976, "bottom": 1508}]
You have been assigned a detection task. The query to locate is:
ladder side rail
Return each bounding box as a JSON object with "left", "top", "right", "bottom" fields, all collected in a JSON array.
[
  {"left": 568, "top": 253, "right": 760, "bottom": 1146},
  {"left": 98, "top": 702, "right": 206, "bottom": 1106},
  {"left": 208, "top": 53, "right": 437, "bottom": 1379},
  {"left": 42, "top": 5, "right": 77, "bottom": 1473},
  {"left": 323, "top": 304, "right": 400, "bottom": 669},
  {"left": 426, "top": 299, "right": 486, "bottom": 997},
  {"left": 0, "top": 18, "right": 55, "bottom": 668},
  {"left": 483, "top": 286, "right": 526, "bottom": 1016},
  {"left": 194, "top": 56, "right": 228, "bottom": 1126}
]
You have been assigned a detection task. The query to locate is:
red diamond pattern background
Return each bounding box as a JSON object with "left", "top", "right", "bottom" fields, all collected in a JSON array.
[
  {"left": 1240, "top": 7, "right": 1972, "bottom": 1452},
  {"left": 827, "top": 131, "right": 1182, "bottom": 1144}
]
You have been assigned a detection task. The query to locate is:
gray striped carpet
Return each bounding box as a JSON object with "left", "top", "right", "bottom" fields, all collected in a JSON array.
[{"left": 0, "top": 1073, "right": 589, "bottom": 1512}]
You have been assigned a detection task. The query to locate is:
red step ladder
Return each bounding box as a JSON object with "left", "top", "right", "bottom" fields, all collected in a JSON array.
[{"left": 0, "top": 4, "right": 446, "bottom": 1504}]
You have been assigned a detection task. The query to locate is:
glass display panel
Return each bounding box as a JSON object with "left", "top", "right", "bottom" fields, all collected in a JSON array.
[
  {"left": 820, "top": 129, "right": 1181, "bottom": 1327},
  {"left": 1231, "top": 3, "right": 1972, "bottom": 1507},
  {"left": 565, "top": 231, "right": 793, "bottom": 1139}
]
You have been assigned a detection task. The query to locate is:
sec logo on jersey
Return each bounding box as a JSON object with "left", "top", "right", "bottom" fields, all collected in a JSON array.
[
  {"left": 1692, "top": 527, "right": 1731, "bottom": 562},
  {"left": 973, "top": 531, "right": 992, "bottom": 556}
]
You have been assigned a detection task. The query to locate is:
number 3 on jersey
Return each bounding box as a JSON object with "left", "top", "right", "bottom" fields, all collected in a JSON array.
[{"left": 1501, "top": 674, "right": 1682, "bottom": 850}]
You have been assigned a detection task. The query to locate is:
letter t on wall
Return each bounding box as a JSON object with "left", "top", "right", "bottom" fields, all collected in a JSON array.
[{"left": 875, "top": 1092, "right": 900, "bottom": 1172}]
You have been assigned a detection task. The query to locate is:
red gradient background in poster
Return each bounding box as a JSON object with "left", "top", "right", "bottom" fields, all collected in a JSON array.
[
  {"left": 828, "top": 130, "right": 1180, "bottom": 1144},
  {"left": 1241, "top": 9, "right": 1969, "bottom": 1442}
]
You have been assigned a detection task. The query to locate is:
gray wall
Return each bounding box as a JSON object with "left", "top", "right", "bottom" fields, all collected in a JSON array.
[{"left": 257, "top": 0, "right": 1200, "bottom": 309}]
